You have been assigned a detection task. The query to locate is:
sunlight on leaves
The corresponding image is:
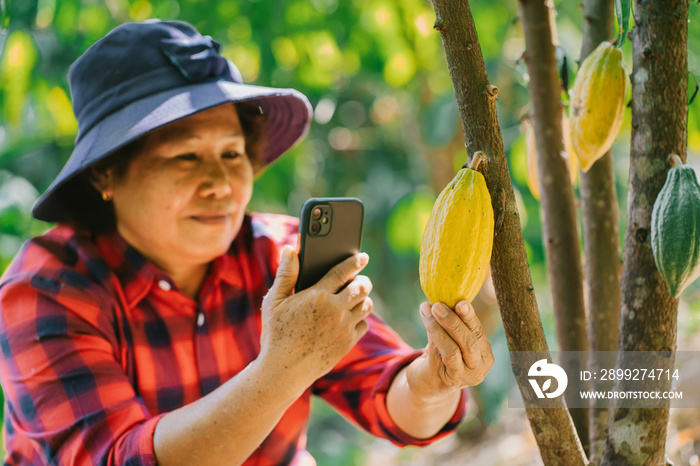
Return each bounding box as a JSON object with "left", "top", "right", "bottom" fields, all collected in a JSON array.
[
  {"left": 361, "top": 3, "right": 398, "bottom": 34},
  {"left": 129, "top": 0, "right": 153, "bottom": 21},
  {"left": 386, "top": 191, "right": 435, "bottom": 256},
  {"left": 383, "top": 49, "right": 416, "bottom": 88},
  {"left": 509, "top": 131, "right": 529, "bottom": 190},
  {"left": 0, "top": 30, "right": 37, "bottom": 126},
  {"left": 225, "top": 43, "right": 260, "bottom": 82},
  {"left": 55, "top": 1, "right": 78, "bottom": 40},
  {"left": 35, "top": 0, "right": 56, "bottom": 29},
  {"left": 228, "top": 16, "right": 252, "bottom": 43},
  {"left": 272, "top": 37, "right": 299, "bottom": 70},
  {"left": 414, "top": 11, "right": 432, "bottom": 37},
  {"left": 46, "top": 86, "right": 78, "bottom": 137},
  {"left": 78, "top": 4, "right": 111, "bottom": 41}
]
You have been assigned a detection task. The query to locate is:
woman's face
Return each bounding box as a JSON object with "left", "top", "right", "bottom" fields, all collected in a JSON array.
[{"left": 107, "top": 104, "right": 254, "bottom": 269}]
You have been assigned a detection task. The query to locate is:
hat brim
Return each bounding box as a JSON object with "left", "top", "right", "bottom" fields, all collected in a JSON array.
[{"left": 32, "top": 79, "right": 312, "bottom": 222}]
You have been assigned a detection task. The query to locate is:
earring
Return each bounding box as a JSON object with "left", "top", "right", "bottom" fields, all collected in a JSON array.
[{"left": 101, "top": 191, "right": 113, "bottom": 202}]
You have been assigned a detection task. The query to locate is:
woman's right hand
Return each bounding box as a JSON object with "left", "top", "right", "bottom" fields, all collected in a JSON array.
[{"left": 258, "top": 245, "right": 373, "bottom": 393}]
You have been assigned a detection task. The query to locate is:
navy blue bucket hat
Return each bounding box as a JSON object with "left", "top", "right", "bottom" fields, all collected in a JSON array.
[{"left": 32, "top": 19, "right": 312, "bottom": 222}]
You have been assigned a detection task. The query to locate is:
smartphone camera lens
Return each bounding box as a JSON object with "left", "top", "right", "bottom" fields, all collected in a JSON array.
[{"left": 308, "top": 203, "right": 332, "bottom": 236}]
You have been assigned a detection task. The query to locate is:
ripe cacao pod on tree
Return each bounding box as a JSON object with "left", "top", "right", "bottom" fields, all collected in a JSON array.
[
  {"left": 651, "top": 155, "right": 700, "bottom": 298},
  {"left": 419, "top": 153, "right": 494, "bottom": 308},
  {"left": 569, "top": 41, "right": 627, "bottom": 172}
]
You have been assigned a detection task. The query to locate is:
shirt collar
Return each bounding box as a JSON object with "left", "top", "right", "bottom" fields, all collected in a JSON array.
[
  {"left": 205, "top": 250, "right": 244, "bottom": 291},
  {"left": 211, "top": 217, "right": 249, "bottom": 290},
  {"left": 95, "top": 217, "right": 250, "bottom": 307},
  {"left": 95, "top": 229, "right": 160, "bottom": 308}
]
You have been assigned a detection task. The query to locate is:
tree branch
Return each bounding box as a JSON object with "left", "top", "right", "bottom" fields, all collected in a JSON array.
[
  {"left": 518, "top": 0, "right": 590, "bottom": 450},
  {"left": 577, "top": 0, "right": 621, "bottom": 463},
  {"left": 601, "top": 0, "right": 688, "bottom": 464}
]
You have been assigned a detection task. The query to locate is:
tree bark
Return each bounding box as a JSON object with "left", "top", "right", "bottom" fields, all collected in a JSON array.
[
  {"left": 601, "top": 1, "right": 688, "bottom": 464},
  {"left": 517, "top": 0, "right": 590, "bottom": 451},
  {"left": 429, "top": 0, "right": 588, "bottom": 464},
  {"left": 577, "top": 0, "right": 621, "bottom": 463}
]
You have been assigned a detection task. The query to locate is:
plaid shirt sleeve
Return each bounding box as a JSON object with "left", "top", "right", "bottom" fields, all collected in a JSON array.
[
  {"left": 312, "top": 314, "right": 468, "bottom": 447},
  {"left": 0, "top": 272, "right": 163, "bottom": 465},
  {"left": 255, "top": 213, "right": 468, "bottom": 448}
]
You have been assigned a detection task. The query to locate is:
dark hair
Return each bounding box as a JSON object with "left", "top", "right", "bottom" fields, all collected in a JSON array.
[{"left": 62, "top": 101, "right": 266, "bottom": 234}]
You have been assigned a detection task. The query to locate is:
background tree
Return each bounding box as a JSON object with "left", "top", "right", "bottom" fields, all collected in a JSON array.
[
  {"left": 602, "top": 0, "right": 688, "bottom": 464},
  {"left": 577, "top": 0, "right": 621, "bottom": 462},
  {"left": 517, "top": 0, "right": 589, "bottom": 449}
]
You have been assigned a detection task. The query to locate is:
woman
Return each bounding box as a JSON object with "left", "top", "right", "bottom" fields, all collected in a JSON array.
[{"left": 0, "top": 20, "right": 494, "bottom": 465}]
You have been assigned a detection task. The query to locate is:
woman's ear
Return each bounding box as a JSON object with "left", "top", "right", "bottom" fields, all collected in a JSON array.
[{"left": 86, "top": 165, "right": 114, "bottom": 195}]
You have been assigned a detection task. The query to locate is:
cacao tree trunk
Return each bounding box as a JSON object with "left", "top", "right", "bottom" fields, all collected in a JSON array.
[
  {"left": 577, "top": 0, "right": 621, "bottom": 463},
  {"left": 601, "top": 0, "right": 688, "bottom": 464},
  {"left": 429, "top": 0, "right": 587, "bottom": 463},
  {"left": 517, "top": 0, "right": 590, "bottom": 451}
]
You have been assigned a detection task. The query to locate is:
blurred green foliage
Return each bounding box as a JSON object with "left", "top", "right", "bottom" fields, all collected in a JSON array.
[{"left": 2, "top": 0, "right": 700, "bottom": 464}]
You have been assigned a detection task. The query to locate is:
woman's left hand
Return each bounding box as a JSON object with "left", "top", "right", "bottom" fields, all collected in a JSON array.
[{"left": 406, "top": 300, "right": 494, "bottom": 401}]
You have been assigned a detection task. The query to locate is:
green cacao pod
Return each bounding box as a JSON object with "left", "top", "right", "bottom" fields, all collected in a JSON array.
[
  {"left": 651, "top": 156, "right": 700, "bottom": 298},
  {"left": 419, "top": 154, "right": 494, "bottom": 308},
  {"left": 569, "top": 42, "right": 627, "bottom": 172}
]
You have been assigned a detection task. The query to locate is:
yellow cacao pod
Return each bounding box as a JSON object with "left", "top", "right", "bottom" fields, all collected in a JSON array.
[
  {"left": 569, "top": 41, "right": 627, "bottom": 172},
  {"left": 525, "top": 110, "right": 579, "bottom": 200},
  {"left": 419, "top": 161, "right": 494, "bottom": 308}
]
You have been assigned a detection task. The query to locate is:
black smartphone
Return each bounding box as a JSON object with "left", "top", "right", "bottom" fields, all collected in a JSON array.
[{"left": 295, "top": 197, "right": 364, "bottom": 293}]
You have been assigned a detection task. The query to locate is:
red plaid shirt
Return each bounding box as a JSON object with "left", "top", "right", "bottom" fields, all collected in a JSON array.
[{"left": 0, "top": 213, "right": 466, "bottom": 465}]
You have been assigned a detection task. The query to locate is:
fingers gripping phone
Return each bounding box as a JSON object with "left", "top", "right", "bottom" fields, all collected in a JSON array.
[{"left": 295, "top": 197, "right": 364, "bottom": 293}]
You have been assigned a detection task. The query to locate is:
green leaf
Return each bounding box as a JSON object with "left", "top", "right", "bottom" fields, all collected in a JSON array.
[
  {"left": 385, "top": 191, "right": 436, "bottom": 257},
  {"left": 615, "top": 0, "right": 631, "bottom": 47},
  {"left": 0, "top": 0, "right": 7, "bottom": 28}
]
